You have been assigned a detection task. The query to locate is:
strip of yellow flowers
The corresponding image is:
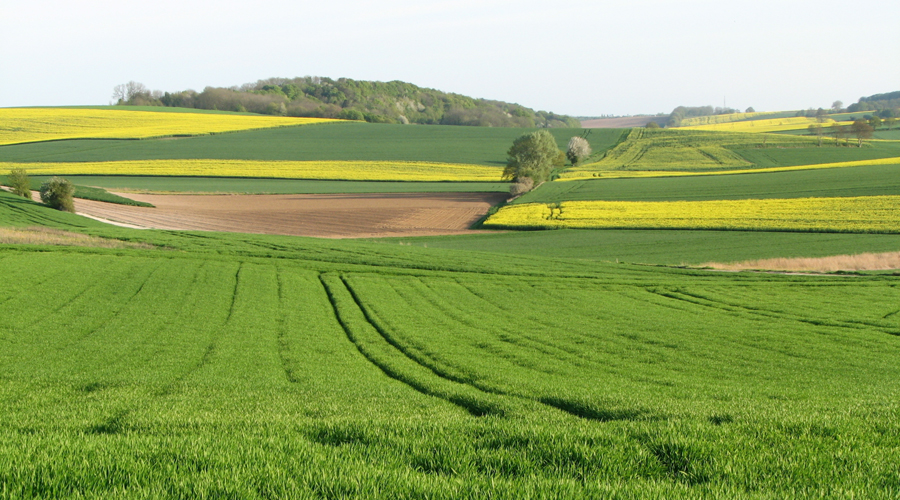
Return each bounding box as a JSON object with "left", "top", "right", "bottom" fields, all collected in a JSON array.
[
  {"left": 485, "top": 195, "right": 900, "bottom": 233},
  {"left": 679, "top": 116, "right": 855, "bottom": 134},
  {"left": 0, "top": 108, "right": 338, "bottom": 145},
  {"left": 678, "top": 111, "right": 780, "bottom": 127},
  {"left": 560, "top": 156, "right": 900, "bottom": 180},
  {"left": 0, "top": 159, "right": 501, "bottom": 182}
]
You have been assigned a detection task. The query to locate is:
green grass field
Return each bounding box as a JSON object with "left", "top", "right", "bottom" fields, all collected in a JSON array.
[
  {"left": 392, "top": 229, "right": 900, "bottom": 264},
  {"left": 733, "top": 140, "right": 900, "bottom": 167},
  {"left": 515, "top": 163, "right": 900, "bottom": 204},
  {"left": 0, "top": 122, "right": 626, "bottom": 166},
  {"left": 1, "top": 192, "right": 899, "bottom": 498}
]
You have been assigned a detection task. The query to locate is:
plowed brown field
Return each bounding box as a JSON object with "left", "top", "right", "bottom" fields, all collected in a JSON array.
[{"left": 71, "top": 192, "right": 507, "bottom": 238}]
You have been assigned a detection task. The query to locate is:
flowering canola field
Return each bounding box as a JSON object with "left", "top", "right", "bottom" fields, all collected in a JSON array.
[
  {"left": 560, "top": 156, "right": 900, "bottom": 180},
  {"left": 678, "top": 111, "right": 780, "bottom": 126},
  {"left": 0, "top": 108, "right": 337, "bottom": 145},
  {"left": 0, "top": 159, "right": 500, "bottom": 182},
  {"left": 485, "top": 195, "right": 900, "bottom": 233},
  {"left": 679, "top": 116, "right": 855, "bottom": 134}
]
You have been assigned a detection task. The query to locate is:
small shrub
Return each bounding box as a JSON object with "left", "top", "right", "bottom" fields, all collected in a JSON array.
[
  {"left": 40, "top": 177, "right": 75, "bottom": 212},
  {"left": 6, "top": 168, "right": 31, "bottom": 198},
  {"left": 509, "top": 177, "right": 534, "bottom": 197}
]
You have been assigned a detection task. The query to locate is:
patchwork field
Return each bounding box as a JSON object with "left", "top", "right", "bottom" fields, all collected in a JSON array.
[
  {"left": 490, "top": 124, "right": 900, "bottom": 234},
  {"left": 2, "top": 106, "right": 900, "bottom": 497}
]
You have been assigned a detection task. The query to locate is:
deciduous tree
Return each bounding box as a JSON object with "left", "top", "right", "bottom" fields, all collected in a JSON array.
[
  {"left": 40, "top": 177, "right": 75, "bottom": 212},
  {"left": 502, "top": 130, "right": 562, "bottom": 185},
  {"left": 851, "top": 119, "right": 874, "bottom": 147},
  {"left": 6, "top": 168, "right": 31, "bottom": 198},
  {"left": 832, "top": 124, "right": 849, "bottom": 147}
]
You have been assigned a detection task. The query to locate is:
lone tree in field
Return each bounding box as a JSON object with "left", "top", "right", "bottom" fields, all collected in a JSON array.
[
  {"left": 851, "top": 119, "right": 874, "bottom": 147},
  {"left": 868, "top": 116, "right": 882, "bottom": 130},
  {"left": 6, "top": 168, "right": 31, "bottom": 198},
  {"left": 502, "top": 130, "right": 562, "bottom": 187},
  {"left": 645, "top": 121, "right": 660, "bottom": 129},
  {"left": 40, "top": 177, "right": 75, "bottom": 212},
  {"left": 832, "top": 124, "right": 849, "bottom": 146},
  {"left": 808, "top": 124, "right": 824, "bottom": 147},
  {"left": 566, "top": 136, "right": 592, "bottom": 166}
]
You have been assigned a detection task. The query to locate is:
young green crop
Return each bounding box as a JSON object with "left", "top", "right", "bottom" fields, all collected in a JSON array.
[
  {"left": 0, "top": 122, "right": 626, "bottom": 166},
  {"left": 2, "top": 168, "right": 900, "bottom": 498}
]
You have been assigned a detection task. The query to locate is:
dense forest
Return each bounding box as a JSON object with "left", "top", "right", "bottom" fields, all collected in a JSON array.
[
  {"left": 112, "top": 78, "right": 581, "bottom": 128},
  {"left": 847, "top": 91, "right": 900, "bottom": 116}
]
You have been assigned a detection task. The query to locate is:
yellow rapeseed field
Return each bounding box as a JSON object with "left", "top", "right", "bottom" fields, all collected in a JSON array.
[
  {"left": 0, "top": 108, "right": 338, "bottom": 145},
  {"left": 0, "top": 159, "right": 501, "bottom": 182},
  {"left": 560, "top": 156, "right": 900, "bottom": 181},
  {"left": 679, "top": 116, "right": 855, "bottom": 134},
  {"left": 678, "top": 111, "right": 779, "bottom": 127},
  {"left": 484, "top": 196, "right": 900, "bottom": 233}
]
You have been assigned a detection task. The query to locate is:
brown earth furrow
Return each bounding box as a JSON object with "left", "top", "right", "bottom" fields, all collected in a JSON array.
[{"left": 69, "top": 192, "right": 505, "bottom": 239}]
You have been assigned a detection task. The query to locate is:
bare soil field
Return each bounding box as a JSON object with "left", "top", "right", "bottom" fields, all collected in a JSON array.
[
  {"left": 581, "top": 116, "right": 666, "bottom": 128},
  {"left": 70, "top": 192, "right": 507, "bottom": 238}
]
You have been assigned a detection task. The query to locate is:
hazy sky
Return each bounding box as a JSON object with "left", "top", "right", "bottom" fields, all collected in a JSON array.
[{"left": 2, "top": 0, "right": 898, "bottom": 116}]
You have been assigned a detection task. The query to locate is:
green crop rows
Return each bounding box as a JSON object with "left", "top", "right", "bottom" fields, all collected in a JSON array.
[{"left": 1, "top": 191, "right": 900, "bottom": 498}]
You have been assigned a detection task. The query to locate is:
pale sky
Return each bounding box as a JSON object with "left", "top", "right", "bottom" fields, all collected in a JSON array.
[{"left": 2, "top": 0, "right": 898, "bottom": 116}]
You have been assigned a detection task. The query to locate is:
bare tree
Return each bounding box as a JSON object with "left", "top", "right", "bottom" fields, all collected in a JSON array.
[
  {"left": 111, "top": 81, "right": 149, "bottom": 104},
  {"left": 851, "top": 120, "right": 874, "bottom": 147},
  {"left": 831, "top": 100, "right": 843, "bottom": 112},
  {"left": 832, "top": 124, "right": 849, "bottom": 147},
  {"left": 808, "top": 124, "right": 824, "bottom": 147}
]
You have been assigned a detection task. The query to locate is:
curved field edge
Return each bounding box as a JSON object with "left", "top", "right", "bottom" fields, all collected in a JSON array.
[
  {"left": 0, "top": 107, "right": 340, "bottom": 146},
  {"left": 0, "top": 160, "right": 504, "bottom": 182}
]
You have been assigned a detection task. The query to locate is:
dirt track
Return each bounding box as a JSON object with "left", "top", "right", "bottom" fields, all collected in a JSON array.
[{"left": 72, "top": 192, "right": 507, "bottom": 238}]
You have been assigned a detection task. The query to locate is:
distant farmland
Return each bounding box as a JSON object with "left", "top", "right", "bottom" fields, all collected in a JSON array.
[{"left": 2, "top": 106, "right": 900, "bottom": 498}]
